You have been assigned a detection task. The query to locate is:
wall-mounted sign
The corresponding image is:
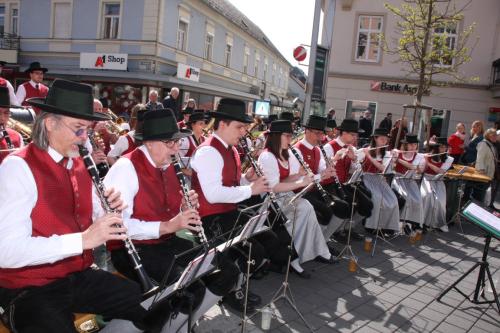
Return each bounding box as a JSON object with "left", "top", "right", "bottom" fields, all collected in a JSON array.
[
  {"left": 370, "top": 81, "right": 424, "bottom": 95},
  {"left": 80, "top": 53, "right": 128, "bottom": 70},
  {"left": 177, "top": 63, "right": 200, "bottom": 82}
]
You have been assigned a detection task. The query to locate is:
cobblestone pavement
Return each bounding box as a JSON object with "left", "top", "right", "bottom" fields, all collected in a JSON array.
[{"left": 196, "top": 222, "right": 500, "bottom": 332}]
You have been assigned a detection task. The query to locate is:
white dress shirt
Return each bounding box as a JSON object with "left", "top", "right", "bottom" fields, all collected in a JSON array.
[
  {"left": 322, "top": 137, "right": 347, "bottom": 160},
  {"left": 3, "top": 79, "right": 20, "bottom": 106},
  {"left": 15, "top": 80, "right": 42, "bottom": 105},
  {"left": 104, "top": 145, "right": 164, "bottom": 240},
  {"left": 107, "top": 131, "right": 135, "bottom": 158},
  {"left": 190, "top": 134, "right": 251, "bottom": 204},
  {"left": 356, "top": 149, "right": 393, "bottom": 170},
  {"left": 258, "top": 150, "right": 301, "bottom": 188}
]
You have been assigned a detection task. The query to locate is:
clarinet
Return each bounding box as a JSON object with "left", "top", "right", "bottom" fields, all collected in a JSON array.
[
  {"left": 319, "top": 145, "right": 347, "bottom": 200},
  {"left": 171, "top": 155, "right": 209, "bottom": 251},
  {"left": 289, "top": 144, "right": 335, "bottom": 207},
  {"left": 0, "top": 124, "right": 14, "bottom": 150},
  {"left": 78, "top": 145, "right": 158, "bottom": 297},
  {"left": 238, "top": 137, "right": 282, "bottom": 211},
  {"left": 87, "top": 128, "right": 109, "bottom": 178}
]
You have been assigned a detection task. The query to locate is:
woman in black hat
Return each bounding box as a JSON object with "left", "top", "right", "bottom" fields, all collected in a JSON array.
[
  {"left": 16, "top": 61, "right": 49, "bottom": 110},
  {"left": 391, "top": 135, "right": 425, "bottom": 232},
  {"left": 179, "top": 110, "right": 208, "bottom": 159},
  {"left": 258, "top": 120, "right": 336, "bottom": 278},
  {"left": 421, "top": 138, "right": 453, "bottom": 231},
  {"left": 357, "top": 128, "right": 400, "bottom": 233}
]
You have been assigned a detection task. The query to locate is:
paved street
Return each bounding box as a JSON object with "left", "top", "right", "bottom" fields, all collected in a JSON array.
[{"left": 197, "top": 221, "right": 500, "bottom": 332}]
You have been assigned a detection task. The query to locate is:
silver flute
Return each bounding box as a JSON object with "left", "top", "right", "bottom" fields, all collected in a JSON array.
[
  {"left": 78, "top": 145, "right": 158, "bottom": 297},
  {"left": 171, "top": 155, "right": 209, "bottom": 251}
]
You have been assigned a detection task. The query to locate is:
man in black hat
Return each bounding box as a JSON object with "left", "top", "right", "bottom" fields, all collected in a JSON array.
[
  {"left": 0, "top": 87, "right": 24, "bottom": 163},
  {"left": 191, "top": 98, "right": 287, "bottom": 312},
  {"left": 104, "top": 109, "right": 239, "bottom": 331},
  {"left": 292, "top": 115, "right": 350, "bottom": 241},
  {"left": 16, "top": 62, "right": 49, "bottom": 111},
  {"left": 0, "top": 79, "right": 169, "bottom": 332},
  {"left": 322, "top": 119, "right": 337, "bottom": 144},
  {"left": 0, "top": 61, "right": 19, "bottom": 106}
]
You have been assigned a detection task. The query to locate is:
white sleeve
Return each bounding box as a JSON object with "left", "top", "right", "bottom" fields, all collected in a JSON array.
[
  {"left": 318, "top": 148, "right": 326, "bottom": 173},
  {"left": 322, "top": 143, "right": 334, "bottom": 159},
  {"left": 191, "top": 146, "right": 252, "bottom": 203},
  {"left": 6, "top": 81, "right": 19, "bottom": 106},
  {"left": 258, "top": 151, "right": 280, "bottom": 188},
  {"left": 0, "top": 156, "right": 83, "bottom": 268},
  {"left": 15, "top": 84, "right": 26, "bottom": 105},
  {"left": 107, "top": 135, "right": 129, "bottom": 158},
  {"left": 382, "top": 151, "right": 392, "bottom": 168},
  {"left": 288, "top": 150, "right": 301, "bottom": 175},
  {"left": 414, "top": 153, "right": 425, "bottom": 168},
  {"left": 103, "top": 158, "right": 161, "bottom": 240},
  {"left": 178, "top": 137, "right": 190, "bottom": 157}
]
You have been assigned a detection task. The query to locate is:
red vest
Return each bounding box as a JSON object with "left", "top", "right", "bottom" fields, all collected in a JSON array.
[
  {"left": 0, "top": 77, "right": 7, "bottom": 87},
  {"left": 328, "top": 140, "right": 353, "bottom": 184},
  {"left": 122, "top": 134, "right": 137, "bottom": 155},
  {"left": 20, "top": 82, "right": 49, "bottom": 113},
  {"left": 191, "top": 136, "right": 241, "bottom": 218},
  {"left": 394, "top": 152, "right": 416, "bottom": 174},
  {"left": 424, "top": 159, "right": 443, "bottom": 175},
  {"left": 278, "top": 159, "right": 290, "bottom": 181},
  {"left": 0, "top": 128, "right": 22, "bottom": 164},
  {"left": 0, "top": 144, "right": 93, "bottom": 289},
  {"left": 294, "top": 141, "right": 320, "bottom": 174},
  {"left": 185, "top": 135, "right": 204, "bottom": 157},
  {"left": 362, "top": 154, "right": 383, "bottom": 173},
  {"left": 108, "top": 149, "right": 178, "bottom": 250},
  {"left": 177, "top": 120, "right": 186, "bottom": 129}
]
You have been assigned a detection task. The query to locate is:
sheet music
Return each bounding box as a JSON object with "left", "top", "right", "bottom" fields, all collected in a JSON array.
[
  {"left": 215, "top": 211, "right": 270, "bottom": 251},
  {"left": 174, "top": 248, "right": 216, "bottom": 290},
  {"left": 463, "top": 203, "right": 500, "bottom": 233}
]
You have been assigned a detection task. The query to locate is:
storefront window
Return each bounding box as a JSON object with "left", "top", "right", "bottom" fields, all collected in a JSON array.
[{"left": 94, "top": 83, "right": 142, "bottom": 119}]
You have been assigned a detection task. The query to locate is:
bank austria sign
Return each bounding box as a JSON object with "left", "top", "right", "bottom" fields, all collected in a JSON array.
[
  {"left": 370, "top": 81, "right": 420, "bottom": 95},
  {"left": 80, "top": 53, "right": 128, "bottom": 70}
]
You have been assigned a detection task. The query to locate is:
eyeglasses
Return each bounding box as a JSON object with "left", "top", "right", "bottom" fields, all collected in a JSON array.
[
  {"left": 59, "top": 121, "right": 88, "bottom": 137},
  {"left": 160, "top": 139, "right": 181, "bottom": 147}
]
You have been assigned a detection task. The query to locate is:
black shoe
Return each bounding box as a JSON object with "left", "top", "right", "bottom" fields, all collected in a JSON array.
[
  {"left": 289, "top": 266, "right": 311, "bottom": 279},
  {"left": 315, "top": 255, "right": 339, "bottom": 264},
  {"left": 334, "top": 232, "right": 348, "bottom": 243},
  {"left": 246, "top": 290, "right": 262, "bottom": 307},
  {"left": 267, "top": 262, "right": 286, "bottom": 274},
  {"left": 223, "top": 291, "right": 256, "bottom": 314},
  {"left": 327, "top": 242, "right": 341, "bottom": 257}
]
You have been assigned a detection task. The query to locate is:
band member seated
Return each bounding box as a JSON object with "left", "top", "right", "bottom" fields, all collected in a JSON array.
[
  {"left": 321, "top": 119, "right": 373, "bottom": 242},
  {"left": 0, "top": 79, "right": 168, "bottom": 333},
  {"left": 322, "top": 119, "right": 337, "bottom": 144},
  {"left": 16, "top": 62, "right": 49, "bottom": 113},
  {"left": 293, "top": 115, "right": 349, "bottom": 227},
  {"left": 104, "top": 109, "right": 239, "bottom": 330},
  {"left": 190, "top": 98, "right": 287, "bottom": 312},
  {"left": 421, "top": 137, "right": 453, "bottom": 231},
  {"left": 259, "top": 120, "right": 336, "bottom": 278},
  {"left": 0, "top": 87, "right": 24, "bottom": 164},
  {"left": 357, "top": 128, "right": 400, "bottom": 234},
  {"left": 107, "top": 103, "right": 146, "bottom": 165},
  {"left": 177, "top": 106, "right": 194, "bottom": 129},
  {"left": 179, "top": 110, "right": 208, "bottom": 158},
  {"left": 391, "top": 134, "right": 425, "bottom": 231}
]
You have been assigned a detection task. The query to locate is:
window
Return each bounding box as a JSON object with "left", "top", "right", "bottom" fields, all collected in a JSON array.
[
  {"left": 432, "top": 23, "right": 457, "bottom": 67},
  {"left": 243, "top": 48, "right": 249, "bottom": 74},
  {"left": 102, "top": 3, "right": 120, "bottom": 39},
  {"left": 355, "top": 15, "right": 383, "bottom": 63},
  {"left": 177, "top": 19, "right": 188, "bottom": 51},
  {"left": 272, "top": 62, "right": 276, "bottom": 85},
  {"left": 225, "top": 43, "right": 232, "bottom": 67},
  {"left": 254, "top": 51, "right": 259, "bottom": 77},
  {"left": 53, "top": 3, "right": 71, "bottom": 38},
  {"left": 263, "top": 56, "right": 268, "bottom": 80},
  {"left": 0, "top": 5, "right": 5, "bottom": 34},
  {"left": 204, "top": 33, "right": 213, "bottom": 60},
  {"left": 10, "top": 5, "right": 18, "bottom": 35}
]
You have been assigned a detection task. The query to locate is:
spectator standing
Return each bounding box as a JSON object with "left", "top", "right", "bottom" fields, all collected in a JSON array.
[
  {"left": 162, "top": 87, "right": 180, "bottom": 120},
  {"left": 447, "top": 123, "right": 466, "bottom": 163},
  {"left": 470, "top": 128, "right": 498, "bottom": 204},
  {"left": 462, "top": 120, "right": 484, "bottom": 165},
  {"left": 145, "top": 90, "right": 163, "bottom": 111},
  {"left": 379, "top": 113, "right": 393, "bottom": 131},
  {"left": 358, "top": 110, "right": 373, "bottom": 145}
]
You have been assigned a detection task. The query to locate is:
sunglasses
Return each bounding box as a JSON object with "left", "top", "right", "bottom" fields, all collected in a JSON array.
[{"left": 60, "top": 121, "right": 88, "bottom": 137}]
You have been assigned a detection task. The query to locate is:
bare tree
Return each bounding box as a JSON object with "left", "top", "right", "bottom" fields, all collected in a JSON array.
[{"left": 383, "top": 0, "right": 477, "bottom": 144}]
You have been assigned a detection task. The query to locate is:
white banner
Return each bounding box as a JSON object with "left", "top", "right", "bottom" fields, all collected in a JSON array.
[
  {"left": 79, "top": 53, "right": 128, "bottom": 70},
  {"left": 177, "top": 63, "right": 200, "bottom": 82}
]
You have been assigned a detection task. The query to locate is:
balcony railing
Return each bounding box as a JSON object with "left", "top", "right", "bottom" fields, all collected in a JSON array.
[{"left": 0, "top": 33, "right": 20, "bottom": 50}]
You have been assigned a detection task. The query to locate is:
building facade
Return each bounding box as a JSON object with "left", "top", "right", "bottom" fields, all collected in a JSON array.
[
  {"left": 0, "top": 0, "right": 291, "bottom": 115},
  {"left": 323, "top": 0, "right": 500, "bottom": 137}
]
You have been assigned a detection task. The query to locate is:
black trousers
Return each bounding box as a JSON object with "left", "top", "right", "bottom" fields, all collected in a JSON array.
[
  {"left": 0, "top": 268, "right": 146, "bottom": 333},
  {"left": 202, "top": 209, "right": 289, "bottom": 272},
  {"left": 111, "top": 236, "right": 239, "bottom": 298}
]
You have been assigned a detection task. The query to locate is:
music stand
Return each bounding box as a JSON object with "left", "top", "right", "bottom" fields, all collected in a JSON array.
[
  {"left": 247, "top": 183, "right": 316, "bottom": 333},
  {"left": 437, "top": 201, "right": 500, "bottom": 313}
]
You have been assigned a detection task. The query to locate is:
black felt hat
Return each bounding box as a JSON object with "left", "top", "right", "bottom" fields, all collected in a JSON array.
[
  {"left": 208, "top": 98, "right": 253, "bottom": 123},
  {"left": 0, "top": 87, "right": 22, "bottom": 109},
  {"left": 279, "top": 111, "right": 294, "bottom": 122},
  {"left": 186, "top": 110, "right": 208, "bottom": 124},
  {"left": 372, "top": 128, "right": 389, "bottom": 137},
  {"left": 182, "top": 106, "right": 194, "bottom": 115},
  {"left": 304, "top": 115, "right": 327, "bottom": 131},
  {"left": 268, "top": 120, "right": 293, "bottom": 134},
  {"left": 435, "top": 137, "right": 448, "bottom": 146},
  {"left": 336, "top": 119, "right": 359, "bottom": 133},
  {"left": 27, "top": 79, "right": 110, "bottom": 121},
  {"left": 136, "top": 109, "right": 192, "bottom": 141},
  {"left": 401, "top": 134, "right": 419, "bottom": 144},
  {"left": 24, "top": 61, "right": 48, "bottom": 73},
  {"left": 326, "top": 119, "right": 337, "bottom": 131}
]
